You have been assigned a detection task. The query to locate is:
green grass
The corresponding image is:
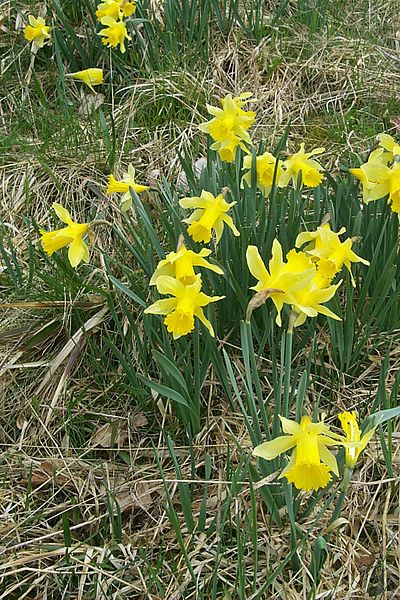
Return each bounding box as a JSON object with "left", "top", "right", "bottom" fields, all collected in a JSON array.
[{"left": 1, "top": 0, "right": 400, "bottom": 598}]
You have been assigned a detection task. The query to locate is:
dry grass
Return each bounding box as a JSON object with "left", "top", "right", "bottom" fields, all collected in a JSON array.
[{"left": 1, "top": 0, "right": 400, "bottom": 597}]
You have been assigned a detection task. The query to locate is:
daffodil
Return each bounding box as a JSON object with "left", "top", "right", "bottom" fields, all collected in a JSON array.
[
  {"left": 280, "top": 144, "right": 325, "bottom": 188},
  {"left": 144, "top": 274, "right": 225, "bottom": 338},
  {"left": 24, "top": 15, "right": 51, "bottom": 50},
  {"left": 376, "top": 133, "right": 400, "bottom": 160},
  {"left": 107, "top": 164, "right": 149, "bottom": 210},
  {"left": 285, "top": 272, "right": 342, "bottom": 327},
  {"left": 246, "top": 241, "right": 315, "bottom": 326},
  {"left": 96, "top": 0, "right": 136, "bottom": 21},
  {"left": 199, "top": 93, "right": 255, "bottom": 162},
  {"left": 98, "top": 16, "right": 131, "bottom": 52},
  {"left": 254, "top": 415, "right": 343, "bottom": 492},
  {"left": 40, "top": 203, "right": 89, "bottom": 268},
  {"left": 241, "top": 152, "right": 285, "bottom": 196},
  {"left": 179, "top": 190, "right": 240, "bottom": 244},
  {"left": 359, "top": 161, "right": 400, "bottom": 213},
  {"left": 338, "top": 411, "right": 376, "bottom": 469},
  {"left": 150, "top": 244, "right": 224, "bottom": 286},
  {"left": 296, "top": 223, "right": 370, "bottom": 286},
  {"left": 65, "top": 68, "right": 103, "bottom": 93}
]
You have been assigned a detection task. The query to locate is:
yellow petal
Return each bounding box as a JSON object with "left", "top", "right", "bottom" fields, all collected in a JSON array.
[
  {"left": 144, "top": 298, "right": 177, "bottom": 315},
  {"left": 53, "top": 203, "right": 73, "bottom": 224},
  {"left": 246, "top": 245, "right": 269, "bottom": 283},
  {"left": 155, "top": 275, "right": 185, "bottom": 297},
  {"left": 68, "top": 237, "right": 86, "bottom": 268},
  {"left": 253, "top": 435, "right": 296, "bottom": 460}
]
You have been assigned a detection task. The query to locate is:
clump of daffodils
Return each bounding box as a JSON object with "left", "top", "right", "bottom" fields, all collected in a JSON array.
[
  {"left": 145, "top": 239, "right": 225, "bottom": 338},
  {"left": 24, "top": 15, "right": 51, "bottom": 51},
  {"left": 199, "top": 93, "right": 255, "bottom": 163},
  {"left": 350, "top": 133, "right": 400, "bottom": 213},
  {"left": 253, "top": 411, "right": 376, "bottom": 492},
  {"left": 246, "top": 222, "right": 369, "bottom": 326},
  {"left": 96, "top": 0, "right": 136, "bottom": 52}
]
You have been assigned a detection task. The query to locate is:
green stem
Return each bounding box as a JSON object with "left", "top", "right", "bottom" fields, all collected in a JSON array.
[{"left": 330, "top": 467, "right": 353, "bottom": 525}]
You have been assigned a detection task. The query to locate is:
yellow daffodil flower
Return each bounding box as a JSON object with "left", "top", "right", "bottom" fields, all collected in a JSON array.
[
  {"left": 96, "top": 0, "right": 136, "bottom": 21},
  {"left": 359, "top": 161, "right": 400, "bottom": 213},
  {"left": 280, "top": 143, "right": 325, "bottom": 188},
  {"left": 349, "top": 165, "right": 381, "bottom": 204},
  {"left": 376, "top": 133, "right": 400, "bottom": 160},
  {"left": 296, "top": 223, "right": 370, "bottom": 286},
  {"left": 254, "top": 415, "right": 344, "bottom": 492},
  {"left": 144, "top": 274, "right": 225, "bottom": 339},
  {"left": 98, "top": 16, "right": 131, "bottom": 52},
  {"left": 107, "top": 164, "right": 149, "bottom": 211},
  {"left": 40, "top": 203, "right": 89, "bottom": 268},
  {"left": 285, "top": 272, "right": 342, "bottom": 327},
  {"left": 199, "top": 93, "right": 255, "bottom": 162},
  {"left": 241, "top": 152, "right": 285, "bottom": 196},
  {"left": 24, "top": 15, "right": 51, "bottom": 50},
  {"left": 246, "top": 241, "right": 315, "bottom": 326},
  {"left": 150, "top": 244, "right": 224, "bottom": 286},
  {"left": 179, "top": 190, "right": 240, "bottom": 244},
  {"left": 338, "top": 411, "right": 376, "bottom": 469},
  {"left": 65, "top": 68, "right": 104, "bottom": 93}
]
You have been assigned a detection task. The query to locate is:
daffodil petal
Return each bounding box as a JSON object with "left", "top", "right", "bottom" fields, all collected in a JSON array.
[{"left": 253, "top": 435, "right": 296, "bottom": 460}]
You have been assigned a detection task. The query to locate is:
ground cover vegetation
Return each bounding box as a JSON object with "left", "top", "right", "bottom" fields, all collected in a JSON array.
[{"left": 1, "top": 0, "right": 400, "bottom": 598}]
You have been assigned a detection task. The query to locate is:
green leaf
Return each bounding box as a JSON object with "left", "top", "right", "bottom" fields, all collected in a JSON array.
[
  {"left": 108, "top": 274, "right": 146, "bottom": 308},
  {"left": 364, "top": 407, "right": 400, "bottom": 431},
  {"left": 141, "top": 378, "right": 190, "bottom": 408}
]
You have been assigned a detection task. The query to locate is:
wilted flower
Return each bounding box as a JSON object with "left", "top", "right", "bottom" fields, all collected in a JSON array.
[
  {"left": 40, "top": 203, "right": 89, "bottom": 268},
  {"left": 179, "top": 190, "right": 240, "bottom": 244},
  {"left": 65, "top": 68, "right": 103, "bottom": 93},
  {"left": 338, "top": 411, "right": 376, "bottom": 469},
  {"left": 253, "top": 415, "right": 343, "bottom": 492},
  {"left": 241, "top": 152, "right": 285, "bottom": 196},
  {"left": 144, "top": 274, "right": 225, "bottom": 338},
  {"left": 280, "top": 144, "right": 325, "bottom": 188},
  {"left": 98, "top": 16, "right": 131, "bottom": 52},
  {"left": 107, "top": 164, "right": 149, "bottom": 210},
  {"left": 150, "top": 244, "right": 223, "bottom": 286},
  {"left": 24, "top": 15, "right": 51, "bottom": 50}
]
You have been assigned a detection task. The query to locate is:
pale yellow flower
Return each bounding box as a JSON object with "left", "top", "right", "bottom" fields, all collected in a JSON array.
[
  {"left": 199, "top": 93, "right": 255, "bottom": 163},
  {"left": 296, "top": 223, "right": 370, "bottom": 286},
  {"left": 241, "top": 152, "right": 285, "bottom": 196},
  {"left": 150, "top": 245, "right": 223, "bottom": 286},
  {"left": 338, "top": 411, "right": 376, "bottom": 469},
  {"left": 96, "top": 0, "right": 136, "bottom": 21},
  {"left": 98, "top": 16, "right": 131, "bottom": 52},
  {"left": 65, "top": 68, "right": 103, "bottom": 93},
  {"left": 144, "top": 274, "right": 225, "bottom": 339},
  {"left": 179, "top": 190, "right": 240, "bottom": 244},
  {"left": 107, "top": 164, "right": 149, "bottom": 210},
  {"left": 254, "top": 415, "right": 343, "bottom": 492},
  {"left": 24, "top": 15, "right": 51, "bottom": 50},
  {"left": 40, "top": 203, "right": 89, "bottom": 268},
  {"left": 246, "top": 241, "right": 315, "bottom": 326},
  {"left": 280, "top": 144, "right": 325, "bottom": 188}
]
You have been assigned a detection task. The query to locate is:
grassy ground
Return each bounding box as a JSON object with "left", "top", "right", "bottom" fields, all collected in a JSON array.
[{"left": 1, "top": 0, "right": 400, "bottom": 598}]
